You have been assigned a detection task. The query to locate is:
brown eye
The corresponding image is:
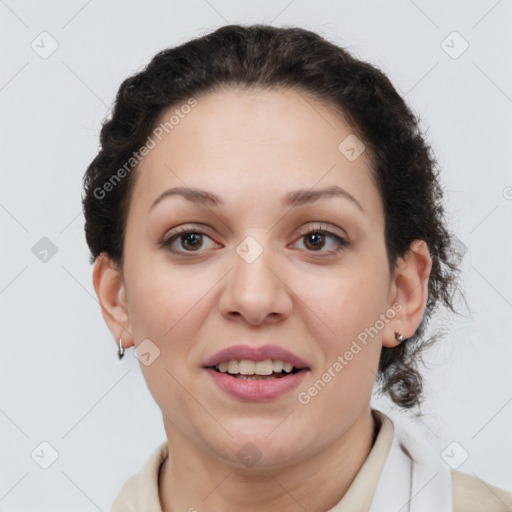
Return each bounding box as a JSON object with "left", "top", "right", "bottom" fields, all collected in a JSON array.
[
  {"left": 162, "top": 231, "right": 206, "bottom": 251},
  {"left": 160, "top": 227, "right": 220, "bottom": 254},
  {"left": 293, "top": 225, "right": 350, "bottom": 255},
  {"left": 303, "top": 232, "right": 326, "bottom": 251},
  {"left": 179, "top": 232, "right": 203, "bottom": 251}
]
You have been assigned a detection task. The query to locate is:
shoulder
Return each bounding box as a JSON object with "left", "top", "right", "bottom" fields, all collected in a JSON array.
[{"left": 451, "top": 469, "right": 512, "bottom": 512}]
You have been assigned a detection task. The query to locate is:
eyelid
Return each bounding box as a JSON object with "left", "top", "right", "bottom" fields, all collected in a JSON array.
[
  {"left": 162, "top": 222, "right": 346, "bottom": 242},
  {"left": 162, "top": 224, "right": 214, "bottom": 240},
  {"left": 293, "top": 222, "right": 347, "bottom": 239}
]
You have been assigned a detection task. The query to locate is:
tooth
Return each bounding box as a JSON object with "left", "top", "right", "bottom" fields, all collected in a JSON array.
[
  {"left": 219, "top": 359, "right": 298, "bottom": 375},
  {"left": 272, "top": 360, "right": 284, "bottom": 373},
  {"left": 227, "top": 360, "right": 239, "bottom": 374},
  {"left": 255, "top": 359, "right": 273, "bottom": 375},
  {"left": 239, "top": 359, "right": 256, "bottom": 375}
]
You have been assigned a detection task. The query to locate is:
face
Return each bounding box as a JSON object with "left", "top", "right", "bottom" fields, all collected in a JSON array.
[{"left": 117, "top": 87, "right": 398, "bottom": 468}]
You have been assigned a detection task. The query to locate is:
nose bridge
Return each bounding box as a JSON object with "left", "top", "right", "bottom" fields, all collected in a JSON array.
[
  {"left": 221, "top": 233, "right": 291, "bottom": 323},
  {"left": 233, "top": 233, "right": 279, "bottom": 294}
]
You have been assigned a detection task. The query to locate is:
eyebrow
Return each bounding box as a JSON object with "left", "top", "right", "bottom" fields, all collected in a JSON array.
[
  {"left": 149, "top": 185, "right": 365, "bottom": 213},
  {"left": 284, "top": 185, "right": 365, "bottom": 212}
]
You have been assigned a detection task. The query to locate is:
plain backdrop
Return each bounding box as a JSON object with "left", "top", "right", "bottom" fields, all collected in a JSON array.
[{"left": 1, "top": 0, "right": 511, "bottom": 510}]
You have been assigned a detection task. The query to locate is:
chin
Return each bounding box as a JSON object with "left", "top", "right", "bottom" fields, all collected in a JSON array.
[{"left": 204, "top": 427, "right": 308, "bottom": 469}]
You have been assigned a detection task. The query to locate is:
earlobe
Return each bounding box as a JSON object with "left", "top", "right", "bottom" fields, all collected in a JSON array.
[
  {"left": 383, "top": 240, "right": 432, "bottom": 348},
  {"left": 92, "top": 253, "right": 134, "bottom": 349}
]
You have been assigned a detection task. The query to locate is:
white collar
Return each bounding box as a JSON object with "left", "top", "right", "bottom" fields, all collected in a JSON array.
[{"left": 368, "top": 411, "right": 452, "bottom": 512}]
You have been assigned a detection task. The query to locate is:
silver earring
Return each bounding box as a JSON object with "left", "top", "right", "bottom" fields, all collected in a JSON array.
[
  {"left": 394, "top": 332, "right": 405, "bottom": 343},
  {"left": 118, "top": 337, "right": 125, "bottom": 359}
]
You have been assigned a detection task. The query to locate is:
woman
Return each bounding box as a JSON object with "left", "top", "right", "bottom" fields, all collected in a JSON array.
[{"left": 82, "top": 24, "right": 512, "bottom": 511}]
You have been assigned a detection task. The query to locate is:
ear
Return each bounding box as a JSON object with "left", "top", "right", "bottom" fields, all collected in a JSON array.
[
  {"left": 92, "top": 253, "right": 134, "bottom": 349},
  {"left": 383, "top": 239, "right": 432, "bottom": 348}
]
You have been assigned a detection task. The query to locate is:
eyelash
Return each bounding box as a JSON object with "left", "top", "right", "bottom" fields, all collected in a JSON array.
[{"left": 160, "top": 224, "right": 350, "bottom": 256}]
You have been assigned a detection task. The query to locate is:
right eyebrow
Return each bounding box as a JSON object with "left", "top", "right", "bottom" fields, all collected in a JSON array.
[{"left": 149, "top": 186, "right": 224, "bottom": 211}]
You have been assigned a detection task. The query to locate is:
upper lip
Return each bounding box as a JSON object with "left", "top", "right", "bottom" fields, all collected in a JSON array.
[{"left": 203, "top": 344, "right": 310, "bottom": 369}]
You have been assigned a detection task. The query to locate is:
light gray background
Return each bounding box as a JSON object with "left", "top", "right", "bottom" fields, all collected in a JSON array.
[{"left": 1, "top": 0, "right": 511, "bottom": 510}]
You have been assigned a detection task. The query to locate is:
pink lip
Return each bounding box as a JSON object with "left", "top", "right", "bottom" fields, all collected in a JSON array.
[
  {"left": 202, "top": 344, "right": 310, "bottom": 369},
  {"left": 204, "top": 367, "right": 309, "bottom": 402}
]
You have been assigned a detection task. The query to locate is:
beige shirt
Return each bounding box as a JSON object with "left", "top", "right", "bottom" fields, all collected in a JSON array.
[{"left": 110, "top": 410, "right": 512, "bottom": 511}]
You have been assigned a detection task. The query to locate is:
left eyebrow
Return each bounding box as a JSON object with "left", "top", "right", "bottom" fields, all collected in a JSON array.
[
  {"left": 283, "top": 185, "right": 365, "bottom": 213},
  {"left": 149, "top": 184, "right": 365, "bottom": 213}
]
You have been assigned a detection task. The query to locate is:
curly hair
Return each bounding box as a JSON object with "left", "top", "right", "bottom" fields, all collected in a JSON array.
[{"left": 82, "top": 24, "right": 465, "bottom": 411}]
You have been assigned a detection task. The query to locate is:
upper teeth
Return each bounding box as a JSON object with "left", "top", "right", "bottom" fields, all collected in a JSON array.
[{"left": 216, "top": 359, "right": 294, "bottom": 375}]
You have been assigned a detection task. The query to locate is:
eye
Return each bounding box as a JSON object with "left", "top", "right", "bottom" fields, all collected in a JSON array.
[
  {"left": 160, "top": 226, "right": 220, "bottom": 254},
  {"left": 159, "top": 223, "right": 350, "bottom": 256},
  {"left": 292, "top": 224, "right": 350, "bottom": 255}
]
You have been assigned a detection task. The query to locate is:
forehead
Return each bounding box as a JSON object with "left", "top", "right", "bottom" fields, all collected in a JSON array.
[{"left": 129, "top": 86, "right": 382, "bottom": 222}]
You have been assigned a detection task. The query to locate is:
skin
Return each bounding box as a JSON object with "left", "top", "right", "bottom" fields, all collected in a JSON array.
[{"left": 93, "top": 86, "right": 432, "bottom": 512}]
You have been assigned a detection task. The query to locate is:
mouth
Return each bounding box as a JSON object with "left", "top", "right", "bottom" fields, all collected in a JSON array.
[
  {"left": 202, "top": 345, "right": 310, "bottom": 400},
  {"left": 205, "top": 359, "right": 307, "bottom": 380}
]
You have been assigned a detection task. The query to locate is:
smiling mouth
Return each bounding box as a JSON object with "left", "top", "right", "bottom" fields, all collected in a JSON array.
[
  {"left": 209, "top": 368, "right": 304, "bottom": 380},
  {"left": 206, "top": 360, "right": 306, "bottom": 380}
]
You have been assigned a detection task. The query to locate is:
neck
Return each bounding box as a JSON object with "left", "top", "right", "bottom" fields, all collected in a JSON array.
[{"left": 159, "top": 406, "right": 377, "bottom": 512}]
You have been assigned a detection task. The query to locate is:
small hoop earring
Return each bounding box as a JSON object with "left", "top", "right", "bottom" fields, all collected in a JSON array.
[
  {"left": 118, "top": 337, "right": 125, "bottom": 359},
  {"left": 394, "top": 332, "right": 405, "bottom": 343}
]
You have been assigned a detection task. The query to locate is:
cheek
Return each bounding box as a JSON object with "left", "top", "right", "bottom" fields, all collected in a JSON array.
[
  {"left": 297, "top": 268, "right": 388, "bottom": 347},
  {"left": 293, "top": 268, "right": 387, "bottom": 402},
  {"left": 124, "top": 251, "right": 206, "bottom": 341},
  {"left": 123, "top": 218, "right": 202, "bottom": 338},
  {"left": 127, "top": 275, "right": 176, "bottom": 341},
  {"left": 124, "top": 259, "right": 209, "bottom": 416},
  {"left": 295, "top": 275, "right": 384, "bottom": 421}
]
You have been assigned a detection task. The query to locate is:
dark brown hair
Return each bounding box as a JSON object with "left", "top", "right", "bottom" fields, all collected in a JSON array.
[{"left": 82, "top": 24, "right": 465, "bottom": 411}]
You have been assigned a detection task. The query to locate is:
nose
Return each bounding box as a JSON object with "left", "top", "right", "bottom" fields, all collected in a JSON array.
[{"left": 219, "top": 237, "right": 293, "bottom": 326}]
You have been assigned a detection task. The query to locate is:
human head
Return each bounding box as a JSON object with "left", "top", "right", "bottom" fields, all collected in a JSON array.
[{"left": 83, "top": 24, "right": 463, "bottom": 419}]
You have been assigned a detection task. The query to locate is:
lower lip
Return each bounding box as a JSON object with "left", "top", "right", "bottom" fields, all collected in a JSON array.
[{"left": 203, "top": 368, "right": 308, "bottom": 402}]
